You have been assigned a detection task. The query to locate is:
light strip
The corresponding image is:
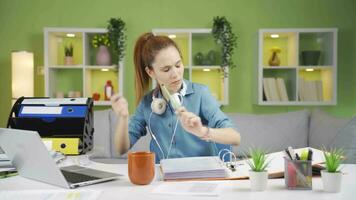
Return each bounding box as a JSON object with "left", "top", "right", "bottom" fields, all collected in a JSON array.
[
  {"left": 168, "top": 34, "right": 176, "bottom": 39},
  {"left": 66, "top": 33, "right": 75, "bottom": 38},
  {"left": 270, "top": 34, "right": 279, "bottom": 38}
]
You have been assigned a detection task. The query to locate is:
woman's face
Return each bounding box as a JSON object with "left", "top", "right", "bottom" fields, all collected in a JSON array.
[{"left": 146, "top": 46, "right": 184, "bottom": 94}]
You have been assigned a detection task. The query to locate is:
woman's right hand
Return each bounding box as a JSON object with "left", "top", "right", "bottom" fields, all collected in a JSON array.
[{"left": 111, "top": 94, "right": 129, "bottom": 117}]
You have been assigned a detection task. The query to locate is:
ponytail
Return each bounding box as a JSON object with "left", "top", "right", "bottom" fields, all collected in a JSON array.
[{"left": 133, "top": 32, "right": 182, "bottom": 105}]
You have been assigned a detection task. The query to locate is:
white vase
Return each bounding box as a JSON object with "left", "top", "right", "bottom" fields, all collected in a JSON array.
[
  {"left": 249, "top": 170, "right": 268, "bottom": 191},
  {"left": 96, "top": 45, "right": 111, "bottom": 66},
  {"left": 321, "top": 170, "right": 342, "bottom": 193},
  {"left": 64, "top": 56, "right": 73, "bottom": 65}
]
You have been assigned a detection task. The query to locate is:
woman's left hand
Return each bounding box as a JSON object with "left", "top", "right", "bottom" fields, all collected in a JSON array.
[{"left": 175, "top": 107, "right": 207, "bottom": 138}]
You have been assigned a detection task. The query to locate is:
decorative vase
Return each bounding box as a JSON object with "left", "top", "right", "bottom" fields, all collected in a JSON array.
[
  {"left": 268, "top": 51, "right": 280, "bottom": 66},
  {"left": 207, "top": 50, "right": 218, "bottom": 65},
  {"left": 249, "top": 170, "right": 268, "bottom": 191},
  {"left": 194, "top": 52, "right": 204, "bottom": 65},
  {"left": 64, "top": 56, "right": 73, "bottom": 65},
  {"left": 301, "top": 50, "right": 321, "bottom": 66},
  {"left": 321, "top": 170, "right": 342, "bottom": 193},
  {"left": 96, "top": 45, "right": 111, "bottom": 66}
]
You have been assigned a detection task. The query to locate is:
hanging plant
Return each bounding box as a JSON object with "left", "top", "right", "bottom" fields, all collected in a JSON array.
[
  {"left": 212, "top": 16, "right": 237, "bottom": 77},
  {"left": 107, "top": 17, "right": 127, "bottom": 65}
]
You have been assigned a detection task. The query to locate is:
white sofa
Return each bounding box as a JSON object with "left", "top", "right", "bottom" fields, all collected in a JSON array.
[{"left": 91, "top": 109, "right": 356, "bottom": 164}]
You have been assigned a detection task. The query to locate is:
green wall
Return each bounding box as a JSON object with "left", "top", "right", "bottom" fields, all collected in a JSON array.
[{"left": 1, "top": 0, "right": 355, "bottom": 127}]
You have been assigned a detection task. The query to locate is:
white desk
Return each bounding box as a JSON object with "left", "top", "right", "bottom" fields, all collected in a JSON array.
[{"left": 0, "top": 157, "right": 355, "bottom": 200}]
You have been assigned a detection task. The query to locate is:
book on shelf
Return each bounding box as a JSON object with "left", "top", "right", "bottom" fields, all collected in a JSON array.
[
  {"left": 159, "top": 147, "right": 325, "bottom": 181},
  {"left": 298, "top": 79, "right": 323, "bottom": 101},
  {"left": 276, "top": 78, "right": 289, "bottom": 101},
  {"left": 263, "top": 77, "right": 289, "bottom": 102},
  {"left": 268, "top": 78, "right": 280, "bottom": 101},
  {"left": 263, "top": 78, "right": 272, "bottom": 101}
]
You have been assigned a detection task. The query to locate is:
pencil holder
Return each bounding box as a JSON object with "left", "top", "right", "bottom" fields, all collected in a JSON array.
[{"left": 284, "top": 157, "right": 312, "bottom": 190}]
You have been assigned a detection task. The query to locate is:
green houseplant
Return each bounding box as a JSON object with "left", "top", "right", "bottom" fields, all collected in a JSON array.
[
  {"left": 64, "top": 44, "right": 73, "bottom": 65},
  {"left": 212, "top": 16, "right": 237, "bottom": 77},
  {"left": 107, "top": 17, "right": 126, "bottom": 65},
  {"left": 245, "top": 148, "right": 270, "bottom": 191},
  {"left": 64, "top": 44, "right": 73, "bottom": 57},
  {"left": 321, "top": 147, "right": 344, "bottom": 192}
]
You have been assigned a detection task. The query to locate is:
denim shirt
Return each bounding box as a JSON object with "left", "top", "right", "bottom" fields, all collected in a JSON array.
[{"left": 128, "top": 80, "right": 235, "bottom": 163}]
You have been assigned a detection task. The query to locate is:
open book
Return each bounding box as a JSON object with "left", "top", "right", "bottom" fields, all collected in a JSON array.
[{"left": 160, "top": 147, "right": 325, "bottom": 181}]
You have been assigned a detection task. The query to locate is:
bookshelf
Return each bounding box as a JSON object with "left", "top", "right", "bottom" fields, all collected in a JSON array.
[
  {"left": 257, "top": 28, "right": 337, "bottom": 105},
  {"left": 44, "top": 27, "right": 124, "bottom": 106},
  {"left": 152, "top": 29, "right": 229, "bottom": 105}
]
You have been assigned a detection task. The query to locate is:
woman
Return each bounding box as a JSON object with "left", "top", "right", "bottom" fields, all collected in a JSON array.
[{"left": 111, "top": 32, "right": 240, "bottom": 162}]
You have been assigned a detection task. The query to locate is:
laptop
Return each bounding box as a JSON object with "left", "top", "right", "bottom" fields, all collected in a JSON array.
[{"left": 0, "top": 128, "right": 122, "bottom": 189}]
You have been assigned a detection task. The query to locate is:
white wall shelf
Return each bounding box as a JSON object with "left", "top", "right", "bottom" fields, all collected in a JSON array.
[
  {"left": 152, "top": 28, "right": 229, "bottom": 105},
  {"left": 257, "top": 28, "right": 337, "bottom": 106},
  {"left": 44, "top": 27, "right": 124, "bottom": 106}
]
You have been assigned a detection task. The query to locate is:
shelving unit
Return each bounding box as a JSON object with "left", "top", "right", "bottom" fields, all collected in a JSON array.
[
  {"left": 257, "top": 28, "right": 337, "bottom": 105},
  {"left": 152, "top": 29, "right": 229, "bottom": 105},
  {"left": 44, "top": 27, "right": 124, "bottom": 106}
]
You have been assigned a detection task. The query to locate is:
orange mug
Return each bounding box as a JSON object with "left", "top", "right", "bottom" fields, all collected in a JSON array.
[{"left": 128, "top": 151, "right": 155, "bottom": 185}]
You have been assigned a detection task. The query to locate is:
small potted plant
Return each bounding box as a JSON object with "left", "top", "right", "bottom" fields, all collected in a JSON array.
[
  {"left": 245, "top": 148, "right": 270, "bottom": 191},
  {"left": 64, "top": 44, "right": 73, "bottom": 65},
  {"left": 321, "top": 147, "right": 344, "bottom": 193},
  {"left": 92, "top": 33, "right": 111, "bottom": 66}
]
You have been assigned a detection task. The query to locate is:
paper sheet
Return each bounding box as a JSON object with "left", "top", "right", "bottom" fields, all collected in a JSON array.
[
  {"left": 0, "top": 190, "right": 102, "bottom": 200},
  {"left": 152, "top": 182, "right": 221, "bottom": 196}
]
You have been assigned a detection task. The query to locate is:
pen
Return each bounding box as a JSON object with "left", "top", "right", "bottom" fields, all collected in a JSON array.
[
  {"left": 288, "top": 146, "right": 296, "bottom": 160},
  {"left": 307, "top": 149, "right": 313, "bottom": 161},
  {"left": 284, "top": 148, "right": 292, "bottom": 160},
  {"left": 295, "top": 153, "right": 300, "bottom": 160}
]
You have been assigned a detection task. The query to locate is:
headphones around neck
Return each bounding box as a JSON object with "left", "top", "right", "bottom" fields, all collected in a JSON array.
[{"left": 151, "top": 81, "right": 186, "bottom": 115}]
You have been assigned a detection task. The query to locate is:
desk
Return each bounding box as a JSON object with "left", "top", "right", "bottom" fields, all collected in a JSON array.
[{"left": 0, "top": 157, "right": 355, "bottom": 200}]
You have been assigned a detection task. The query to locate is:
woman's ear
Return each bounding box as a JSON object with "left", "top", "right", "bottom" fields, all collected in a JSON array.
[{"left": 145, "top": 66, "right": 156, "bottom": 79}]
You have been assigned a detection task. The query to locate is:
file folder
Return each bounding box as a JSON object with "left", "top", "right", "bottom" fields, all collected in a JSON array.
[{"left": 7, "top": 97, "right": 94, "bottom": 155}]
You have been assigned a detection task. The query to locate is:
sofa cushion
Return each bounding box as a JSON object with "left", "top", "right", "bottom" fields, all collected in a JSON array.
[
  {"left": 92, "top": 109, "right": 112, "bottom": 158},
  {"left": 227, "top": 110, "right": 310, "bottom": 156},
  {"left": 327, "top": 117, "right": 356, "bottom": 164},
  {"left": 309, "top": 109, "right": 350, "bottom": 149}
]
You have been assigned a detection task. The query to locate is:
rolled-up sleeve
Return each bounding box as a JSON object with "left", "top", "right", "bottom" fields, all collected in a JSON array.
[
  {"left": 128, "top": 100, "right": 147, "bottom": 147},
  {"left": 200, "top": 86, "right": 235, "bottom": 129}
]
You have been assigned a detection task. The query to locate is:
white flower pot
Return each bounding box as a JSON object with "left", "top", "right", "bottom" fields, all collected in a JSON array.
[
  {"left": 321, "top": 170, "right": 342, "bottom": 193},
  {"left": 249, "top": 170, "right": 268, "bottom": 191}
]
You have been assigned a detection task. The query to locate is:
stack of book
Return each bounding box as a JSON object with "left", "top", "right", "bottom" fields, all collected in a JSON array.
[
  {"left": 263, "top": 77, "right": 289, "bottom": 101},
  {"left": 298, "top": 78, "right": 324, "bottom": 101}
]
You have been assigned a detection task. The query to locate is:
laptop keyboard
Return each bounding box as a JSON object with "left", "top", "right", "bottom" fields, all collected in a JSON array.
[{"left": 61, "top": 170, "right": 99, "bottom": 183}]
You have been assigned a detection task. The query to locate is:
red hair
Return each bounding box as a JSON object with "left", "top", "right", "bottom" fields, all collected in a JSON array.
[{"left": 133, "top": 32, "right": 182, "bottom": 105}]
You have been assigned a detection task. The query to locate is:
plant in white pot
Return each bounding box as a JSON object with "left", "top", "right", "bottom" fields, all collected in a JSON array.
[
  {"left": 321, "top": 147, "right": 344, "bottom": 193},
  {"left": 64, "top": 44, "right": 73, "bottom": 65},
  {"left": 245, "top": 148, "right": 270, "bottom": 191}
]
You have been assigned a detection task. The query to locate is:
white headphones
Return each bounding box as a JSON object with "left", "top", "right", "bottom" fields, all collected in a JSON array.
[{"left": 151, "top": 81, "right": 187, "bottom": 115}]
